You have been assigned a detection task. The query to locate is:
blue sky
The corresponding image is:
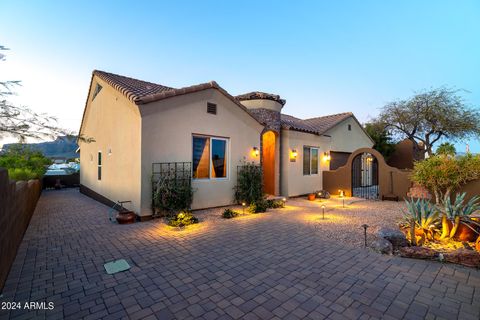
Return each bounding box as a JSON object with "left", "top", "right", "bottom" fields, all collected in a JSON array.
[{"left": 1, "top": 1, "right": 479, "bottom": 152}]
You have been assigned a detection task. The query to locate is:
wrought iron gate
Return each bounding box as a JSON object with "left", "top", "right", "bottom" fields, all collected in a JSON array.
[{"left": 351, "top": 152, "right": 379, "bottom": 199}]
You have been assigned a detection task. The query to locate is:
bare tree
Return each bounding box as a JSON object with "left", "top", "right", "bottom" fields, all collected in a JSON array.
[
  {"left": 0, "top": 45, "right": 87, "bottom": 143},
  {"left": 373, "top": 88, "right": 480, "bottom": 159}
]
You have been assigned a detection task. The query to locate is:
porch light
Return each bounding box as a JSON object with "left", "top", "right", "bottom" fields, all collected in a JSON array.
[
  {"left": 339, "top": 190, "right": 345, "bottom": 197},
  {"left": 323, "top": 152, "right": 331, "bottom": 161},
  {"left": 290, "top": 149, "right": 298, "bottom": 161},
  {"left": 252, "top": 147, "right": 259, "bottom": 157}
]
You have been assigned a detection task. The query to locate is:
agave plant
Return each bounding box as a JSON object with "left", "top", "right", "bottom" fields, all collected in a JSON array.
[
  {"left": 439, "top": 193, "right": 480, "bottom": 239},
  {"left": 403, "top": 198, "right": 439, "bottom": 245}
]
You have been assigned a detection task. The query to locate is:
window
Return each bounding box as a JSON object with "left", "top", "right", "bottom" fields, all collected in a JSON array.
[
  {"left": 192, "top": 135, "right": 227, "bottom": 179},
  {"left": 303, "top": 146, "right": 319, "bottom": 175},
  {"left": 207, "top": 102, "right": 217, "bottom": 115},
  {"left": 348, "top": 124, "right": 352, "bottom": 131},
  {"left": 97, "top": 152, "right": 102, "bottom": 180},
  {"left": 92, "top": 83, "right": 102, "bottom": 101}
]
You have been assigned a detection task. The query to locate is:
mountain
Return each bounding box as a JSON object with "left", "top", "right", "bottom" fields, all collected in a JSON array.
[{"left": 1, "top": 136, "right": 79, "bottom": 159}]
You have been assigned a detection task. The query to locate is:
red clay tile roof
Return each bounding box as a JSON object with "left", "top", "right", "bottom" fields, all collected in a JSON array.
[
  {"left": 93, "top": 70, "right": 174, "bottom": 104},
  {"left": 281, "top": 112, "right": 354, "bottom": 135},
  {"left": 79, "top": 70, "right": 264, "bottom": 136},
  {"left": 235, "top": 91, "right": 286, "bottom": 106}
]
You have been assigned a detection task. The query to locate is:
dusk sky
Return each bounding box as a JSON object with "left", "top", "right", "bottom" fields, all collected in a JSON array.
[{"left": 1, "top": 1, "right": 479, "bottom": 152}]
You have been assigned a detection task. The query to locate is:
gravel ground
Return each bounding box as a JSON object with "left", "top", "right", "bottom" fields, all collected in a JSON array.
[{"left": 186, "top": 196, "right": 406, "bottom": 248}]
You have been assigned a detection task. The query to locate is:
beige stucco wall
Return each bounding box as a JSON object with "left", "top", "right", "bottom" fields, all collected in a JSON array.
[
  {"left": 240, "top": 99, "right": 283, "bottom": 112},
  {"left": 280, "top": 129, "right": 331, "bottom": 197},
  {"left": 139, "top": 89, "right": 263, "bottom": 215},
  {"left": 326, "top": 117, "right": 373, "bottom": 152},
  {"left": 79, "top": 76, "right": 142, "bottom": 214},
  {"left": 280, "top": 116, "right": 373, "bottom": 197}
]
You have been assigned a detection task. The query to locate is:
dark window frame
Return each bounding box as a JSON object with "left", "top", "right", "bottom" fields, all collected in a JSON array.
[
  {"left": 97, "top": 151, "right": 102, "bottom": 180},
  {"left": 192, "top": 134, "right": 228, "bottom": 180},
  {"left": 303, "top": 146, "right": 319, "bottom": 175}
]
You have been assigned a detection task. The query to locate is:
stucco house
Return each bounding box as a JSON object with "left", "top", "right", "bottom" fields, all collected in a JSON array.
[{"left": 79, "top": 70, "right": 373, "bottom": 218}]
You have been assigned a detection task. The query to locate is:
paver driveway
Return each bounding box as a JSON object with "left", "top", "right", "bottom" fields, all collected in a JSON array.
[{"left": 1, "top": 189, "right": 479, "bottom": 320}]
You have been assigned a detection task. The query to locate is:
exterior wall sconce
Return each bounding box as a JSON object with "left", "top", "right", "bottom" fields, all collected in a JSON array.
[
  {"left": 290, "top": 149, "right": 298, "bottom": 162},
  {"left": 323, "top": 151, "right": 331, "bottom": 161},
  {"left": 108, "top": 148, "right": 112, "bottom": 156},
  {"left": 339, "top": 189, "right": 345, "bottom": 197},
  {"left": 252, "top": 147, "right": 259, "bottom": 157}
]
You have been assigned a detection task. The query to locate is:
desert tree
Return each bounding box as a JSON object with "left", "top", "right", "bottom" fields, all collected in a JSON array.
[
  {"left": 372, "top": 87, "right": 480, "bottom": 160},
  {"left": 0, "top": 45, "right": 92, "bottom": 143}
]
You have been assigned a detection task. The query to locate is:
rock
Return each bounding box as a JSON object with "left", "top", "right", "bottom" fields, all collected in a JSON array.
[
  {"left": 371, "top": 238, "right": 393, "bottom": 254},
  {"left": 399, "top": 247, "right": 438, "bottom": 260},
  {"left": 377, "top": 227, "right": 408, "bottom": 250},
  {"left": 443, "top": 249, "right": 480, "bottom": 268}
]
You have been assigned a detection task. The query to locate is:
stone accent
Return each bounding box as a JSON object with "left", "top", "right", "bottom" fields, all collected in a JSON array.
[
  {"left": 370, "top": 238, "right": 393, "bottom": 254},
  {"left": 444, "top": 249, "right": 480, "bottom": 268},
  {"left": 377, "top": 227, "right": 408, "bottom": 250},
  {"left": 248, "top": 108, "right": 281, "bottom": 133},
  {"left": 399, "top": 247, "right": 438, "bottom": 259}
]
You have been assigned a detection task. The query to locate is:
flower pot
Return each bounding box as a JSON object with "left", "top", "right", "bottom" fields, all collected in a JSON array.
[
  {"left": 454, "top": 221, "right": 479, "bottom": 242},
  {"left": 116, "top": 211, "right": 136, "bottom": 224},
  {"left": 307, "top": 193, "right": 316, "bottom": 201}
]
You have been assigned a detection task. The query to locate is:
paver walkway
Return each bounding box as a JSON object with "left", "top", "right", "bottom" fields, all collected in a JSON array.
[{"left": 1, "top": 189, "right": 479, "bottom": 320}]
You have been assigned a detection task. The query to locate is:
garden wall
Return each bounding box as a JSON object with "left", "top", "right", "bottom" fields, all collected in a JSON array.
[
  {"left": 323, "top": 148, "right": 412, "bottom": 199},
  {"left": 0, "top": 168, "right": 42, "bottom": 291}
]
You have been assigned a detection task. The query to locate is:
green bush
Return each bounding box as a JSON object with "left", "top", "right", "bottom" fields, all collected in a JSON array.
[
  {"left": 234, "top": 161, "right": 263, "bottom": 205},
  {"left": 0, "top": 145, "right": 50, "bottom": 180},
  {"left": 168, "top": 211, "right": 199, "bottom": 227},
  {"left": 153, "top": 174, "right": 194, "bottom": 215},
  {"left": 222, "top": 208, "right": 239, "bottom": 219},
  {"left": 266, "top": 199, "right": 285, "bottom": 209},
  {"left": 249, "top": 199, "right": 268, "bottom": 213}
]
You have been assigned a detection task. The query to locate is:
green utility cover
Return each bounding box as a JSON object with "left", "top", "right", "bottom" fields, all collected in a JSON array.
[{"left": 104, "top": 259, "right": 131, "bottom": 275}]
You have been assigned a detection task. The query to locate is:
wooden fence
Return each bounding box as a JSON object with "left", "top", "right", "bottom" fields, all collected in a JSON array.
[{"left": 0, "top": 168, "right": 42, "bottom": 291}]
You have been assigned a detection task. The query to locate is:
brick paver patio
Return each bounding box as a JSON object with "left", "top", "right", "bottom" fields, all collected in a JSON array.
[{"left": 1, "top": 189, "right": 479, "bottom": 320}]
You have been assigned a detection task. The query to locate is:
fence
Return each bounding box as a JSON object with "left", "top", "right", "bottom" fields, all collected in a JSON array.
[{"left": 0, "top": 168, "right": 42, "bottom": 291}]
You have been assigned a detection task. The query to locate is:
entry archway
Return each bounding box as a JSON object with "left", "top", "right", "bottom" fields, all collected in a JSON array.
[
  {"left": 262, "top": 131, "right": 277, "bottom": 195},
  {"left": 351, "top": 152, "right": 379, "bottom": 199}
]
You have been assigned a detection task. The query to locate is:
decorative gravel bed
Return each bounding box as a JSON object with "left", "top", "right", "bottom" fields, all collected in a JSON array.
[{"left": 188, "top": 196, "right": 406, "bottom": 249}]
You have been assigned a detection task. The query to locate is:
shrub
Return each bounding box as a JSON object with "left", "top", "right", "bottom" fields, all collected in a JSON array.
[
  {"left": 266, "top": 199, "right": 285, "bottom": 209},
  {"left": 222, "top": 209, "right": 239, "bottom": 219},
  {"left": 168, "top": 211, "right": 199, "bottom": 227},
  {"left": 249, "top": 199, "right": 268, "bottom": 213},
  {"left": 403, "top": 198, "right": 439, "bottom": 245},
  {"left": 439, "top": 192, "right": 480, "bottom": 239},
  {"left": 0, "top": 145, "right": 50, "bottom": 180},
  {"left": 234, "top": 161, "right": 263, "bottom": 205},
  {"left": 153, "top": 173, "right": 194, "bottom": 215},
  {"left": 411, "top": 153, "right": 480, "bottom": 204}
]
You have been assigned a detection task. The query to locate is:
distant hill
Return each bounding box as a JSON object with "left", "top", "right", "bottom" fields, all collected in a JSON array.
[{"left": 1, "top": 136, "right": 79, "bottom": 159}]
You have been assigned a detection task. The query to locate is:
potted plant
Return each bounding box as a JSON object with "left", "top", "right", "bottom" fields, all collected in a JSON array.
[{"left": 308, "top": 193, "right": 316, "bottom": 201}]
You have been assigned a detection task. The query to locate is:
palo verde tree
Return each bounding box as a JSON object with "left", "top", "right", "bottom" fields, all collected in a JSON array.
[{"left": 372, "top": 87, "right": 480, "bottom": 160}]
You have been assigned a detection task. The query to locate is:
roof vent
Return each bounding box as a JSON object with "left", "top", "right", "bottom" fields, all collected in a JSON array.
[{"left": 207, "top": 102, "right": 217, "bottom": 115}]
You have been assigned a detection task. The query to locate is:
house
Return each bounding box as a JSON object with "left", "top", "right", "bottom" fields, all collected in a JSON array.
[{"left": 79, "top": 70, "right": 373, "bottom": 218}]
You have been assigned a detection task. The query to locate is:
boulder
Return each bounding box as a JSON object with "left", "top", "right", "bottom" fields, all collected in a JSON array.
[
  {"left": 371, "top": 238, "right": 393, "bottom": 254},
  {"left": 443, "top": 249, "right": 480, "bottom": 268},
  {"left": 399, "top": 247, "right": 438, "bottom": 260},
  {"left": 377, "top": 227, "right": 408, "bottom": 250}
]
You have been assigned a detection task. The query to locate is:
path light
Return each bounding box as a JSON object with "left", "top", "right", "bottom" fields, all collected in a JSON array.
[
  {"left": 321, "top": 205, "right": 326, "bottom": 220},
  {"left": 361, "top": 224, "right": 369, "bottom": 247},
  {"left": 242, "top": 202, "right": 246, "bottom": 214},
  {"left": 282, "top": 197, "right": 287, "bottom": 207},
  {"left": 339, "top": 190, "right": 345, "bottom": 208}
]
